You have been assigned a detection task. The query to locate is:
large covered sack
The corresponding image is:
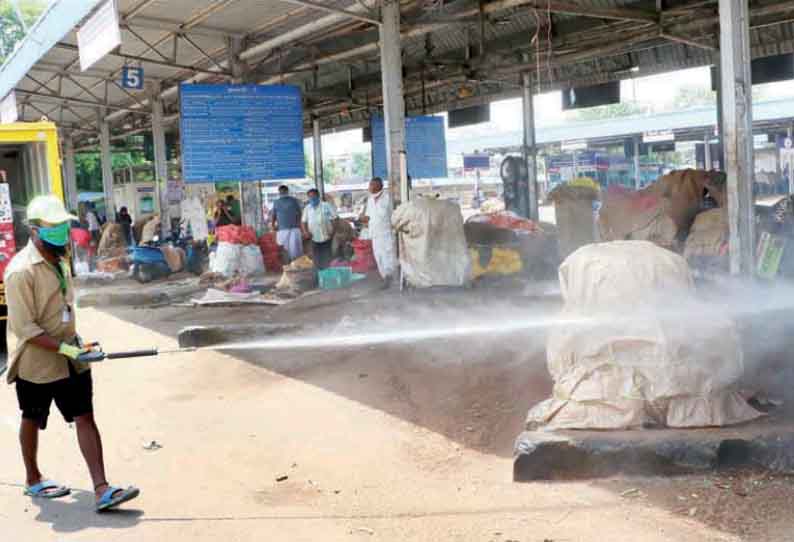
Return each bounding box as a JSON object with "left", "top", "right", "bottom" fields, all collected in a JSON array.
[
  {"left": 548, "top": 183, "right": 599, "bottom": 259},
  {"left": 683, "top": 208, "right": 729, "bottom": 274},
  {"left": 526, "top": 241, "right": 761, "bottom": 430},
  {"left": 392, "top": 197, "right": 472, "bottom": 288},
  {"left": 140, "top": 216, "right": 161, "bottom": 244},
  {"left": 209, "top": 242, "right": 241, "bottom": 277},
  {"left": 598, "top": 185, "right": 677, "bottom": 249},
  {"left": 599, "top": 169, "right": 726, "bottom": 249},
  {"left": 97, "top": 223, "right": 127, "bottom": 258}
]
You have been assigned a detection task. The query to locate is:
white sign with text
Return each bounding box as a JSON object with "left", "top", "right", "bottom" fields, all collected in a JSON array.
[{"left": 77, "top": 0, "right": 121, "bottom": 71}]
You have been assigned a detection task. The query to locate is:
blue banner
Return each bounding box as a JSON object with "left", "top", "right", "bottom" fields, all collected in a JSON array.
[
  {"left": 371, "top": 115, "right": 448, "bottom": 179},
  {"left": 180, "top": 84, "right": 305, "bottom": 183}
]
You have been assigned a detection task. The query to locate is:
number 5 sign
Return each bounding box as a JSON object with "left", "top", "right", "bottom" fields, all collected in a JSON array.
[{"left": 121, "top": 66, "right": 144, "bottom": 90}]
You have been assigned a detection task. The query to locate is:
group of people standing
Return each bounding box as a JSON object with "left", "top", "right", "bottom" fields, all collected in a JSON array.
[{"left": 270, "top": 178, "right": 398, "bottom": 286}]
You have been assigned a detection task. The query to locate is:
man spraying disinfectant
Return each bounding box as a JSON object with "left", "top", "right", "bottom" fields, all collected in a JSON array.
[{"left": 5, "top": 195, "right": 139, "bottom": 511}]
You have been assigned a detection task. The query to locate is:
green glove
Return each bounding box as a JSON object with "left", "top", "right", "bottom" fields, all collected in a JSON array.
[{"left": 58, "top": 342, "right": 83, "bottom": 360}]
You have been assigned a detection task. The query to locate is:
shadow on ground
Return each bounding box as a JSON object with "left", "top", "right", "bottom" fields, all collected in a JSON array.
[{"left": 30, "top": 489, "right": 143, "bottom": 533}]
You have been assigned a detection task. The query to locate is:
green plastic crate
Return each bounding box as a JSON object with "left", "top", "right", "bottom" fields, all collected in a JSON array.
[{"left": 318, "top": 267, "right": 353, "bottom": 289}]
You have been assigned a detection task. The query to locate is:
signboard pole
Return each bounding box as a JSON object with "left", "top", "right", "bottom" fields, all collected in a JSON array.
[
  {"left": 522, "top": 71, "right": 539, "bottom": 221},
  {"left": 150, "top": 85, "right": 170, "bottom": 236},
  {"left": 313, "top": 117, "right": 325, "bottom": 199},
  {"left": 719, "top": 0, "right": 755, "bottom": 276},
  {"left": 97, "top": 109, "right": 116, "bottom": 221},
  {"left": 61, "top": 133, "right": 79, "bottom": 212},
  {"left": 379, "top": 0, "right": 407, "bottom": 204},
  {"left": 633, "top": 135, "right": 641, "bottom": 189}
]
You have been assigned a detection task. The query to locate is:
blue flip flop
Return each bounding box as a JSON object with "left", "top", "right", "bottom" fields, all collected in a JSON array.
[
  {"left": 24, "top": 480, "right": 71, "bottom": 499},
  {"left": 96, "top": 486, "right": 140, "bottom": 512}
]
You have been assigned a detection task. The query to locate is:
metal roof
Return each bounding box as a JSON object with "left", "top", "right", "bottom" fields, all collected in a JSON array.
[{"left": 4, "top": 0, "right": 794, "bottom": 149}]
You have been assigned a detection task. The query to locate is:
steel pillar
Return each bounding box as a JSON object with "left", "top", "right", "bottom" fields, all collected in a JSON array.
[
  {"left": 704, "top": 130, "right": 712, "bottom": 170},
  {"left": 98, "top": 109, "right": 115, "bottom": 221},
  {"left": 633, "top": 135, "right": 641, "bottom": 189},
  {"left": 62, "top": 134, "right": 79, "bottom": 212},
  {"left": 522, "top": 72, "right": 538, "bottom": 220},
  {"left": 313, "top": 117, "right": 325, "bottom": 199},
  {"left": 379, "top": 0, "right": 407, "bottom": 203},
  {"left": 150, "top": 87, "right": 170, "bottom": 236},
  {"left": 227, "top": 36, "right": 264, "bottom": 233},
  {"left": 719, "top": 0, "right": 754, "bottom": 276},
  {"left": 715, "top": 63, "right": 726, "bottom": 171}
]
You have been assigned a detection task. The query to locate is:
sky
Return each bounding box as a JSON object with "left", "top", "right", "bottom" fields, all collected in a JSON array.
[{"left": 311, "top": 66, "right": 794, "bottom": 159}]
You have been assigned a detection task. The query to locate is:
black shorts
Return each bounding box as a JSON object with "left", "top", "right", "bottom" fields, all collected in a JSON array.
[{"left": 15, "top": 366, "right": 93, "bottom": 430}]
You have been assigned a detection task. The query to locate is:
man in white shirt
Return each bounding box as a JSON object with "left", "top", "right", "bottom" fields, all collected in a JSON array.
[
  {"left": 361, "top": 177, "right": 397, "bottom": 286},
  {"left": 301, "top": 188, "right": 337, "bottom": 270}
]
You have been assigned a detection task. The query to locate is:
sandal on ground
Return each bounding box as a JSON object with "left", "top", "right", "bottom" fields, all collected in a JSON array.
[
  {"left": 96, "top": 485, "right": 140, "bottom": 512},
  {"left": 24, "top": 480, "right": 71, "bottom": 499}
]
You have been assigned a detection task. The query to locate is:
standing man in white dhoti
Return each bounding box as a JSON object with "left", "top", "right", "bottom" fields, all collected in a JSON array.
[
  {"left": 271, "top": 185, "right": 303, "bottom": 262},
  {"left": 361, "top": 177, "right": 398, "bottom": 287}
]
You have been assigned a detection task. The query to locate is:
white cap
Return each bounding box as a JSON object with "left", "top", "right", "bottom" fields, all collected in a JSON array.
[{"left": 26, "top": 195, "right": 77, "bottom": 224}]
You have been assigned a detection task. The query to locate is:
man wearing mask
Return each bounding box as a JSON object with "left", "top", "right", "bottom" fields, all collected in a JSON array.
[
  {"left": 271, "top": 185, "right": 303, "bottom": 262},
  {"left": 301, "top": 188, "right": 337, "bottom": 270},
  {"left": 5, "top": 196, "right": 139, "bottom": 511},
  {"left": 360, "top": 177, "right": 398, "bottom": 287}
]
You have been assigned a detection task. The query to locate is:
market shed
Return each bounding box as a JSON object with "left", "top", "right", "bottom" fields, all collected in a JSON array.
[{"left": 2, "top": 0, "right": 794, "bottom": 273}]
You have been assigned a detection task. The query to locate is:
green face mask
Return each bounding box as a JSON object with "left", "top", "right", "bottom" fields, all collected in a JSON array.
[{"left": 37, "top": 222, "right": 70, "bottom": 247}]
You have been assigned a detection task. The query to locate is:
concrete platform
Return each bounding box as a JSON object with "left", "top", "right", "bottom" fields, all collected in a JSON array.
[{"left": 514, "top": 411, "right": 794, "bottom": 481}]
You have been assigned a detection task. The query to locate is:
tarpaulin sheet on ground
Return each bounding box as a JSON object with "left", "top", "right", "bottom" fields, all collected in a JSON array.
[{"left": 526, "top": 241, "right": 762, "bottom": 430}]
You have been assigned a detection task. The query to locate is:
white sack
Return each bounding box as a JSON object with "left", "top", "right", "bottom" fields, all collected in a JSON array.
[
  {"left": 527, "top": 240, "right": 762, "bottom": 430},
  {"left": 210, "top": 242, "right": 241, "bottom": 277},
  {"left": 391, "top": 197, "right": 471, "bottom": 288},
  {"left": 240, "top": 245, "right": 265, "bottom": 277}
]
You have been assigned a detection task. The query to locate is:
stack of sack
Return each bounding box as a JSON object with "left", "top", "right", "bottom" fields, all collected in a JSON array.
[
  {"left": 211, "top": 225, "right": 265, "bottom": 277},
  {"left": 275, "top": 255, "right": 316, "bottom": 293},
  {"left": 258, "top": 232, "right": 283, "bottom": 273},
  {"left": 96, "top": 223, "right": 129, "bottom": 273},
  {"left": 599, "top": 169, "right": 727, "bottom": 251},
  {"left": 526, "top": 241, "right": 762, "bottom": 430}
]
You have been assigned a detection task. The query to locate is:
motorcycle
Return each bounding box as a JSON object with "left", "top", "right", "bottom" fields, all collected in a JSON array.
[{"left": 129, "top": 229, "right": 207, "bottom": 284}]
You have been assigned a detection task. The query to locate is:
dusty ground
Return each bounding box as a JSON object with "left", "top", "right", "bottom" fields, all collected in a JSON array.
[{"left": 0, "top": 281, "right": 785, "bottom": 541}]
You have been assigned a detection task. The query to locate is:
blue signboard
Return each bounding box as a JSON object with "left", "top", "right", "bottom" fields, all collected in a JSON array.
[
  {"left": 121, "top": 66, "right": 144, "bottom": 90},
  {"left": 180, "top": 84, "right": 305, "bottom": 183},
  {"left": 371, "top": 114, "right": 447, "bottom": 179},
  {"left": 463, "top": 154, "right": 490, "bottom": 170}
]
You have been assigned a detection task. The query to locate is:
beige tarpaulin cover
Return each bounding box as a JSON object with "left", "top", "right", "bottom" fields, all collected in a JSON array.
[
  {"left": 527, "top": 241, "right": 762, "bottom": 430},
  {"left": 392, "top": 197, "right": 472, "bottom": 287}
]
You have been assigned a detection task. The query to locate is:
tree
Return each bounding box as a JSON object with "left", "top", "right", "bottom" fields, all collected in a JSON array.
[
  {"left": 569, "top": 100, "right": 647, "bottom": 122},
  {"left": 671, "top": 85, "right": 715, "bottom": 110},
  {"left": 0, "top": 1, "right": 48, "bottom": 64},
  {"left": 351, "top": 152, "right": 372, "bottom": 180}
]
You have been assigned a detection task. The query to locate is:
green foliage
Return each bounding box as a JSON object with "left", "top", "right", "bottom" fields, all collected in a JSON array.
[
  {"left": 0, "top": 0, "right": 49, "bottom": 65},
  {"left": 75, "top": 140, "right": 148, "bottom": 192},
  {"left": 351, "top": 152, "right": 372, "bottom": 179}
]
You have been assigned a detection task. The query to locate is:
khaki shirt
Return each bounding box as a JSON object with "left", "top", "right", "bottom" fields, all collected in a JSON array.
[{"left": 5, "top": 241, "right": 87, "bottom": 384}]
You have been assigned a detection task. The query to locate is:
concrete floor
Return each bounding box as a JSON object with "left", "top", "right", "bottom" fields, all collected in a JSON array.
[{"left": 0, "top": 291, "right": 748, "bottom": 541}]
